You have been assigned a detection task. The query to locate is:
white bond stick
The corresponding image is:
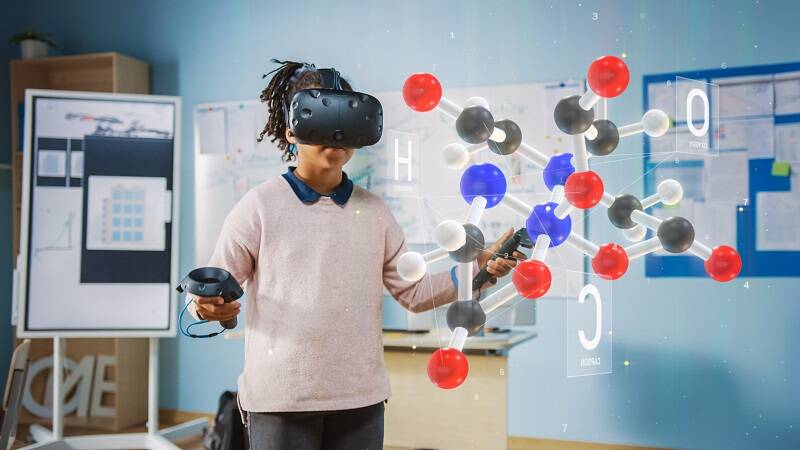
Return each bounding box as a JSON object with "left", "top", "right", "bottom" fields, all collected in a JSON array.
[
  {"left": 436, "top": 96, "right": 462, "bottom": 119},
  {"left": 457, "top": 262, "right": 473, "bottom": 301},
  {"left": 631, "top": 210, "right": 663, "bottom": 230},
  {"left": 566, "top": 232, "right": 599, "bottom": 257},
  {"left": 423, "top": 247, "right": 449, "bottom": 264},
  {"left": 500, "top": 193, "right": 533, "bottom": 218},
  {"left": 572, "top": 134, "right": 589, "bottom": 172},
  {"left": 448, "top": 327, "right": 468, "bottom": 351},
  {"left": 640, "top": 193, "right": 661, "bottom": 209},
  {"left": 467, "top": 143, "right": 488, "bottom": 155},
  {"left": 554, "top": 198, "right": 575, "bottom": 219},
  {"left": 479, "top": 282, "right": 518, "bottom": 315},
  {"left": 489, "top": 127, "right": 507, "bottom": 143},
  {"left": 600, "top": 191, "right": 616, "bottom": 208},
  {"left": 618, "top": 122, "right": 645, "bottom": 138},
  {"left": 466, "top": 196, "right": 487, "bottom": 225},
  {"left": 532, "top": 235, "right": 551, "bottom": 261},
  {"left": 579, "top": 89, "right": 601, "bottom": 111},
  {"left": 599, "top": 98, "right": 608, "bottom": 120},
  {"left": 626, "top": 237, "right": 662, "bottom": 260},
  {"left": 688, "top": 241, "right": 713, "bottom": 261},
  {"left": 550, "top": 185, "right": 565, "bottom": 204},
  {"left": 517, "top": 142, "right": 550, "bottom": 168},
  {"left": 584, "top": 124, "right": 599, "bottom": 141}
]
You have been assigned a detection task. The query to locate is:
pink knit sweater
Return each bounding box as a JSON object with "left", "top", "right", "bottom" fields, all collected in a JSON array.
[{"left": 193, "top": 176, "right": 462, "bottom": 412}]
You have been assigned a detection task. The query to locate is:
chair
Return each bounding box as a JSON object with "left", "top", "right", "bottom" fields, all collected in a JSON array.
[{"left": 1, "top": 339, "right": 31, "bottom": 450}]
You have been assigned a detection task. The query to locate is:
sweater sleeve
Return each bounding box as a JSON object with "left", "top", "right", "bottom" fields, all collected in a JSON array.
[
  {"left": 187, "top": 191, "right": 261, "bottom": 320},
  {"left": 382, "top": 209, "right": 478, "bottom": 313}
]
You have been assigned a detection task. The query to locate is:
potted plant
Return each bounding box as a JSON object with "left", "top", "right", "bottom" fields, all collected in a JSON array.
[{"left": 9, "top": 29, "right": 57, "bottom": 59}]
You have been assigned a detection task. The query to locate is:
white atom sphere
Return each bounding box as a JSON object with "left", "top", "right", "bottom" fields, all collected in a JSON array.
[
  {"left": 642, "top": 109, "right": 670, "bottom": 137},
  {"left": 397, "top": 252, "right": 426, "bottom": 281},
  {"left": 464, "top": 96, "right": 491, "bottom": 112},
  {"left": 434, "top": 220, "right": 466, "bottom": 251},
  {"left": 623, "top": 224, "right": 647, "bottom": 242},
  {"left": 443, "top": 143, "right": 470, "bottom": 170},
  {"left": 657, "top": 179, "right": 683, "bottom": 206}
]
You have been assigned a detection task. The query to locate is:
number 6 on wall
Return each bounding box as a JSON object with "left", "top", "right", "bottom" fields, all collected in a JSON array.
[{"left": 578, "top": 284, "right": 602, "bottom": 351}]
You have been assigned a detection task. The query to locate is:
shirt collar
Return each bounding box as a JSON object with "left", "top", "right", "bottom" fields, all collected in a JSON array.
[{"left": 282, "top": 166, "right": 354, "bottom": 205}]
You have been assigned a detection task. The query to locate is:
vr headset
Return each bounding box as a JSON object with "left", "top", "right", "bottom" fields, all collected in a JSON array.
[{"left": 286, "top": 66, "right": 383, "bottom": 149}]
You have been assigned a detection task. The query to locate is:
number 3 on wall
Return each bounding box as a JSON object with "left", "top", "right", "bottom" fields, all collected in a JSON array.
[
  {"left": 578, "top": 284, "right": 602, "bottom": 351},
  {"left": 686, "top": 88, "right": 710, "bottom": 137}
]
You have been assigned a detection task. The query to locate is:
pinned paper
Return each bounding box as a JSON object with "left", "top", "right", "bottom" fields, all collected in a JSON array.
[{"left": 771, "top": 161, "right": 791, "bottom": 177}]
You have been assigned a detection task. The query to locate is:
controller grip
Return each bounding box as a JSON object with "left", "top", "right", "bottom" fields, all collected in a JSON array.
[
  {"left": 219, "top": 291, "right": 240, "bottom": 329},
  {"left": 472, "top": 236, "right": 521, "bottom": 290}
]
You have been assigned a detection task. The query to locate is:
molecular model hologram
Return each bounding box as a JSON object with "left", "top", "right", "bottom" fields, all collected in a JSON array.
[{"left": 397, "top": 55, "right": 743, "bottom": 390}]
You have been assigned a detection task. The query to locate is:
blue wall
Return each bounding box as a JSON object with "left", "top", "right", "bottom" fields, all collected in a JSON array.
[
  {"left": 8, "top": 1, "right": 800, "bottom": 449},
  {"left": 0, "top": 1, "right": 28, "bottom": 381}
]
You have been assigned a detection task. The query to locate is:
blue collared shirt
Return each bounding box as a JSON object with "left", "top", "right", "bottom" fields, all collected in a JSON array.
[{"left": 281, "top": 166, "right": 354, "bottom": 205}]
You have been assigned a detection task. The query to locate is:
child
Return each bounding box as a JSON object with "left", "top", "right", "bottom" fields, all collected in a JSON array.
[{"left": 190, "top": 59, "right": 522, "bottom": 450}]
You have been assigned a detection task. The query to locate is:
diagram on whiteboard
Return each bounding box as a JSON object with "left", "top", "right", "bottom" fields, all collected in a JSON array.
[
  {"left": 34, "top": 212, "right": 75, "bottom": 258},
  {"left": 86, "top": 175, "right": 167, "bottom": 251}
]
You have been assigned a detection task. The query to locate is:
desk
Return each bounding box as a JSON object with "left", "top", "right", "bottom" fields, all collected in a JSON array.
[
  {"left": 382, "top": 327, "right": 536, "bottom": 450},
  {"left": 225, "top": 327, "right": 536, "bottom": 450}
]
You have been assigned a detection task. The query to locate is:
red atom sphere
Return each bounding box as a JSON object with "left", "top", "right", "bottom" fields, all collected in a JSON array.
[
  {"left": 564, "top": 171, "right": 604, "bottom": 209},
  {"left": 587, "top": 55, "right": 630, "bottom": 98},
  {"left": 402, "top": 73, "right": 443, "bottom": 112},
  {"left": 427, "top": 348, "right": 469, "bottom": 389},
  {"left": 592, "top": 243, "right": 629, "bottom": 280},
  {"left": 704, "top": 245, "right": 742, "bottom": 282},
  {"left": 512, "top": 260, "right": 552, "bottom": 299}
]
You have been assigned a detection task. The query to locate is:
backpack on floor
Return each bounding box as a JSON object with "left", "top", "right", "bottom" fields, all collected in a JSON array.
[{"left": 203, "top": 390, "right": 249, "bottom": 450}]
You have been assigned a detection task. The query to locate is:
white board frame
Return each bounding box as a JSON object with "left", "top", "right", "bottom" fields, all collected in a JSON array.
[{"left": 17, "top": 89, "right": 182, "bottom": 338}]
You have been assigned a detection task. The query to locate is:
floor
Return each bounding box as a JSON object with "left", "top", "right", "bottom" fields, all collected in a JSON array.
[{"left": 9, "top": 422, "right": 663, "bottom": 450}]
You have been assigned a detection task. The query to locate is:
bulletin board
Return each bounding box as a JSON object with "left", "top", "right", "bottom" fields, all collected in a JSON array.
[
  {"left": 643, "top": 62, "right": 800, "bottom": 277},
  {"left": 17, "top": 89, "right": 181, "bottom": 337}
]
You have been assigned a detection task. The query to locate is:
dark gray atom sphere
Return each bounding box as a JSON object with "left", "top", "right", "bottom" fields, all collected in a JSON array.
[
  {"left": 449, "top": 223, "right": 485, "bottom": 263},
  {"left": 607, "top": 194, "right": 643, "bottom": 229},
  {"left": 488, "top": 119, "right": 522, "bottom": 155},
  {"left": 657, "top": 216, "right": 695, "bottom": 253},
  {"left": 554, "top": 95, "right": 595, "bottom": 135},
  {"left": 456, "top": 106, "right": 495, "bottom": 144},
  {"left": 586, "top": 119, "right": 620, "bottom": 156},
  {"left": 446, "top": 300, "right": 486, "bottom": 336}
]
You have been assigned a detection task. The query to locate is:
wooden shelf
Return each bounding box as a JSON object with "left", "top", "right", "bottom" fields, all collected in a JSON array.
[{"left": 10, "top": 52, "right": 151, "bottom": 431}]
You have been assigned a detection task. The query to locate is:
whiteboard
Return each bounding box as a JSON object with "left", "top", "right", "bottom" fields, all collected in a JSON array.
[
  {"left": 17, "top": 89, "right": 181, "bottom": 338},
  {"left": 193, "top": 80, "right": 586, "bottom": 297}
]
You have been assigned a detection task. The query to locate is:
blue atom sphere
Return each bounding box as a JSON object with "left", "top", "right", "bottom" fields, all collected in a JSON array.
[
  {"left": 460, "top": 163, "right": 507, "bottom": 208},
  {"left": 543, "top": 153, "right": 575, "bottom": 191},
  {"left": 525, "top": 202, "right": 572, "bottom": 247}
]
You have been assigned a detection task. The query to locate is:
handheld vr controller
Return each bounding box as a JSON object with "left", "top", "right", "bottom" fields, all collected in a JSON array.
[
  {"left": 286, "top": 66, "right": 383, "bottom": 150},
  {"left": 176, "top": 267, "right": 243, "bottom": 330},
  {"left": 472, "top": 228, "right": 533, "bottom": 291}
]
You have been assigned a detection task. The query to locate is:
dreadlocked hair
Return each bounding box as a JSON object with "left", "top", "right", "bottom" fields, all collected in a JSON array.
[{"left": 258, "top": 58, "right": 353, "bottom": 162}]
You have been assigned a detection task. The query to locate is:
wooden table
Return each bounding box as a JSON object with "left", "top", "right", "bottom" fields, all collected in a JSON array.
[
  {"left": 226, "top": 327, "right": 537, "bottom": 450},
  {"left": 382, "top": 327, "right": 536, "bottom": 450}
]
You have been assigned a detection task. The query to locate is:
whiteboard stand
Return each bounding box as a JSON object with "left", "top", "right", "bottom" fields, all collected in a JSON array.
[{"left": 21, "top": 338, "right": 208, "bottom": 450}]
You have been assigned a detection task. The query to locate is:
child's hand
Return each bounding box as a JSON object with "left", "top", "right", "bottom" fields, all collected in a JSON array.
[
  {"left": 477, "top": 228, "right": 525, "bottom": 285},
  {"left": 194, "top": 296, "right": 241, "bottom": 322}
]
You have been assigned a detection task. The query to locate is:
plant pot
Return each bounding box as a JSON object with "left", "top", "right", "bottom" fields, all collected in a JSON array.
[{"left": 20, "top": 39, "right": 49, "bottom": 59}]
